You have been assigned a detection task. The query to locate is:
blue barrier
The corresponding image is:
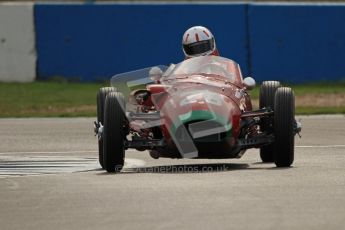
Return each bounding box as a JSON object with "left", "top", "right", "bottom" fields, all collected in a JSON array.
[
  {"left": 35, "top": 3, "right": 345, "bottom": 83},
  {"left": 35, "top": 4, "right": 248, "bottom": 81},
  {"left": 249, "top": 4, "right": 345, "bottom": 83}
]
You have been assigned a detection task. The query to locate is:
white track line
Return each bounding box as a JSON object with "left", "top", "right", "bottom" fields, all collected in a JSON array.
[
  {"left": 0, "top": 150, "right": 96, "bottom": 155},
  {"left": 0, "top": 149, "right": 138, "bottom": 155},
  {"left": 0, "top": 145, "right": 344, "bottom": 155},
  {"left": 296, "top": 145, "right": 345, "bottom": 148}
]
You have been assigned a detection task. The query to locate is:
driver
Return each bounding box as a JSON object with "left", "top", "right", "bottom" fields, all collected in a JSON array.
[
  {"left": 149, "top": 26, "right": 220, "bottom": 82},
  {"left": 182, "top": 26, "right": 219, "bottom": 59}
]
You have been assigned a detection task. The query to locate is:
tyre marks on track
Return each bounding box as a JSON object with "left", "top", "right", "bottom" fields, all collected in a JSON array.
[
  {"left": 0, "top": 151, "right": 145, "bottom": 177},
  {"left": 0, "top": 155, "right": 98, "bottom": 177}
]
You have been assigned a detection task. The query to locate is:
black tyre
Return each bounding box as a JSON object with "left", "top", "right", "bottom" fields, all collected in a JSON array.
[
  {"left": 259, "top": 81, "right": 281, "bottom": 162},
  {"left": 274, "top": 87, "right": 295, "bottom": 167},
  {"left": 103, "top": 92, "right": 126, "bottom": 173},
  {"left": 97, "top": 87, "right": 116, "bottom": 124},
  {"left": 97, "top": 87, "right": 116, "bottom": 168}
]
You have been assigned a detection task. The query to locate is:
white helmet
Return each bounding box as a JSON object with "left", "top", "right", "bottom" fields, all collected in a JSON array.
[{"left": 182, "top": 26, "right": 216, "bottom": 58}]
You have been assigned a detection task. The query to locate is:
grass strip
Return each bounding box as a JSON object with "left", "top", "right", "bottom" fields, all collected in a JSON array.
[{"left": 0, "top": 81, "right": 344, "bottom": 117}]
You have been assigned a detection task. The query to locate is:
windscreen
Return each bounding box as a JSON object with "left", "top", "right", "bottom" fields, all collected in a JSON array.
[{"left": 163, "top": 56, "right": 242, "bottom": 84}]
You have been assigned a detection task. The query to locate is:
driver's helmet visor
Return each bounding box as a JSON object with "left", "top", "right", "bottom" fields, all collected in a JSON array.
[{"left": 183, "top": 38, "right": 215, "bottom": 56}]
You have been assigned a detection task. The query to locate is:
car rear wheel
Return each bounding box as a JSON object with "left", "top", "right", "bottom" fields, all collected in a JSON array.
[
  {"left": 274, "top": 87, "right": 295, "bottom": 167},
  {"left": 103, "top": 92, "right": 126, "bottom": 173},
  {"left": 97, "top": 87, "right": 116, "bottom": 168},
  {"left": 259, "top": 81, "right": 281, "bottom": 162}
]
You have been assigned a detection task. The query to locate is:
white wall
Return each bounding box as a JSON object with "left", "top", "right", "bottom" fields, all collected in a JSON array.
[{"left": 0, "top": 3, "right": 36, "bottom": 82}]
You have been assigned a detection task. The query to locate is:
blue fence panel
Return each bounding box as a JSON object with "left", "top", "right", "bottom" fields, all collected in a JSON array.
[
  {"left": 249, "top": 4, "right": 345, "bottom": 83},
  {"left": 35, "top": 4, "right": 248, "bottom": 81}
]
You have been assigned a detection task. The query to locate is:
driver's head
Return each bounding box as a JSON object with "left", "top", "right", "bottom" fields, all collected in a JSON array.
[{"left": 182, "top": 26, "right": 218, "bottom": 59}]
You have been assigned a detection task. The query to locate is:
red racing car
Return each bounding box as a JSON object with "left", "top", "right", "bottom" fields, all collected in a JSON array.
[{"left": 94, "top": 56, "right": 301, "bottom": 173}]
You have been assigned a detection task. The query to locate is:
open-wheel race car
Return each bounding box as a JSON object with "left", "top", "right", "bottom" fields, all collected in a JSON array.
[{"left": 94, "top": 56, "right": 301, "bottom": 173}]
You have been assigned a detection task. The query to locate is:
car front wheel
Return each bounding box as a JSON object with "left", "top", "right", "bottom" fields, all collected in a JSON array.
[
  {"left": 274, "top": 87, "right": 295, "bottom": 167},
  {"left": 97, "top": 87, "right": 116, "bottom": 169},
  {"left": 103, "top": 92, "right": 126, "bottom": 172}
]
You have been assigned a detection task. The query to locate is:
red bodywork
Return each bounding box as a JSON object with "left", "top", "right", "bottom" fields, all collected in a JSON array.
[{"left": 127, "top": 56, "right": 254, "bottom": 159}]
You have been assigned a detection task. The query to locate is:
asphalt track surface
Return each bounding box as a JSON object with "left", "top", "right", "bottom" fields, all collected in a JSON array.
[{"left": 0, "top": 115, "right": 344, "bottom": 230}]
